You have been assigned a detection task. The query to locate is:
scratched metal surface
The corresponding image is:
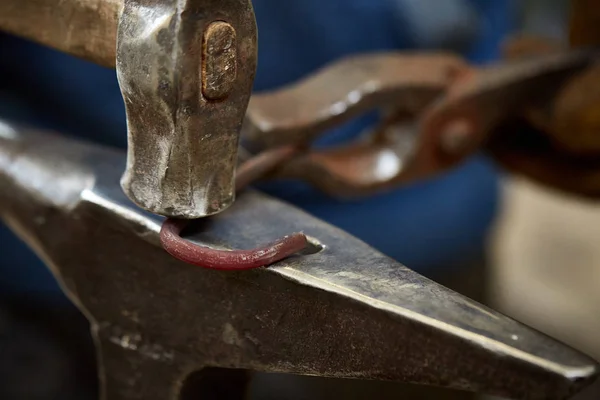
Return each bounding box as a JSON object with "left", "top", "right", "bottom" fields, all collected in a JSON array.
[
  {"left": 0, "top": 122, "right": 598, "bottom": 399},
  {"left": 116, "top": 0, "right": 258, "bottom": 219},
  {"left": 0, "top": 0, "right": 259, "bottom": 219}
]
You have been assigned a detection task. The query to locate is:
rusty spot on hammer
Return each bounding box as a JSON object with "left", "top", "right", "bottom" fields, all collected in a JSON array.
[{"left": 203, "top": 21, "right": 237, "bottom": 100}]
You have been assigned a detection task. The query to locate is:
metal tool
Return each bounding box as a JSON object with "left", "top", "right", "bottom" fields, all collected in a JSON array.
[
  {"left": 4, "top": 0, "right": 600, "bottom": 203},
  {"left": 240, "top": 52, "right": 468, "bottom": 197},
  {"left": 238, "top": 49, "right": 600, "bottom": 200},
  {"left": 0, "top": 121, "right": 598, "bottom": 399},
  {"left": 117, "top": 0, "right": 257, "bottom": 219},
  {"left": 1, "top": 0, "right": 258, "bottom": 219},
  {"left": 244, "top": 53, "right": 466, "bottom": 148}
]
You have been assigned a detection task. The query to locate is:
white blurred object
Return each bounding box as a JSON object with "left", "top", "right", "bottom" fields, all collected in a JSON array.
[
  {"left": 482, "top": 178, "right": 600, "bottom": 400},
  {"left": 486, "top": 177, "right": 600, "bottom": 399},
  {"left": 491, "top": 177, "right": 600, "bottom": 358}
]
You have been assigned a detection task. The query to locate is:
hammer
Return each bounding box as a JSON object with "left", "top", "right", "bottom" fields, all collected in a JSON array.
[{"left": 0, "top": 0, "right": 258, "bottom": 219}]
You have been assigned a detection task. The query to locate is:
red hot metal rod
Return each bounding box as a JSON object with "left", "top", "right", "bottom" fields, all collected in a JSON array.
[
  {"left": 160, "top": 146, "right": 308, "bottom": 270},
  {"left": 160, "top": 218, "right": 308, "bottom": 270}
]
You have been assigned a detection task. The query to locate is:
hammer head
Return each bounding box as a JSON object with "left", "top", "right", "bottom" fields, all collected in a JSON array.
[{"left": 116, "top": 0, "right": 257, "bottom": 219}]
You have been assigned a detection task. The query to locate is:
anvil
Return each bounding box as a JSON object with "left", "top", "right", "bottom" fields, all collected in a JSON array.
[{"left": 0, "top": 121, "right": 598, "bottom": 399}]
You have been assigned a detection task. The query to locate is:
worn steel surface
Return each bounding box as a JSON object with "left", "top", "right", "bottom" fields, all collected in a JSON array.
[
  {"left": 0, "top": 121, "right": 598, "bottom": 400},
  {"left": 117, "top": 0, "right": 257, "bottom": 219},
  {"left": 0, "top": 0, "right": 258, "bottom": 219}
]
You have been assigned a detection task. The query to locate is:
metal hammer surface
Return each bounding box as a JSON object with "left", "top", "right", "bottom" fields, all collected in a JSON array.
[
  {"left": 0, "top": 0, "right": 258, "bottom": 219},
  {"left": 0, "top": 121, "right": 598, "bottom": 399}
]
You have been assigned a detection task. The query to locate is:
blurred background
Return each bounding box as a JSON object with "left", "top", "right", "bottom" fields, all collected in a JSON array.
[{"left": 0, "top": 0, "right": 599, "bottom": 399}]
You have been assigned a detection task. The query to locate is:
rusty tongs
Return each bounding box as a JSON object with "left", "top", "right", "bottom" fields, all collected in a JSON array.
[{"left": 237, "top": 48, "right": 600, "bottom": 199}]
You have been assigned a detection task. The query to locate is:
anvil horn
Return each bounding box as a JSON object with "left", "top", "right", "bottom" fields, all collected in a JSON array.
[{"left": 0, "top": 119, "right": 597, "bottom": 400}]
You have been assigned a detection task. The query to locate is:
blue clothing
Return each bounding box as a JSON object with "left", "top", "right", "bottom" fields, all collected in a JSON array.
[{"left": 0, "top": 0, "right": 513, "bottom": 297}]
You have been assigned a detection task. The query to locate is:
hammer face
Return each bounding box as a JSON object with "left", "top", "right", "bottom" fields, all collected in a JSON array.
[{"left": 116, "top": 0, "right": 258, "bottom": 219}]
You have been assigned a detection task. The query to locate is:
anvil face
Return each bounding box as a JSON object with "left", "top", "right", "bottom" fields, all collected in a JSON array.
[{"left": 0, "top": 121, "right": 598, "bottom": 400}]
